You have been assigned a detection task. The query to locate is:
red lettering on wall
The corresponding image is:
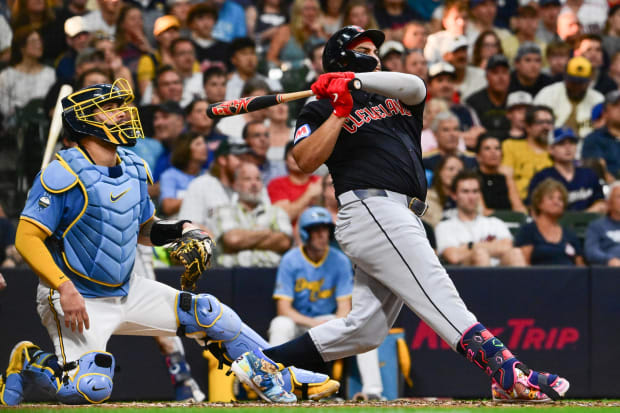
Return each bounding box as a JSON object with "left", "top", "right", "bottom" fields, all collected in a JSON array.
[
  {"left": 412, "top": 322, "right": 438, "bottom": 350},
  {"left": 522, "top": 327, "right": 546, "bottom": 350},
  {"left": 507, "top": 319, "right": 535, "bottom": 349},
  {"left": 555, "top": 328, "right": 579, "bottom": 349},
  {"left": 545, "top": 328, "right": 558, "bottom": 349}
]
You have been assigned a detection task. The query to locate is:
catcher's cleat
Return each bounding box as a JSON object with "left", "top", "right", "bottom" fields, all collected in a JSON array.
[
  {"left": 230, "top": 349, "right": 296, "bottom": 403},
  {"left": 281, "top": 366, "right": 340, "bottom": 401},
  {"left": 0, "top": 341, "right": 41, "bottom": 406},
  {"left": 491, "top": 362, "right": 570, "bottom": 402}
]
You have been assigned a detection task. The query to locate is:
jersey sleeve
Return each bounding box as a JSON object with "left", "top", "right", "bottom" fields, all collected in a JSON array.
[
  {"left": 334, "top": 254, "right": 353, "bottom": 299},
  {"left": 20, "top": 172, "right": 68, "bottom": 235},
  {"left": 293, "top": 101, "right": 332, "bottom": 145},
  {"left": 273, "top": 253, "right": 295, "bottom": 300}
]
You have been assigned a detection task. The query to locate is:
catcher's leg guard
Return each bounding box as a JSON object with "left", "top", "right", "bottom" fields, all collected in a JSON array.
[
  {"left": 281, "top": 366, "right": 340, "bottom": 400},
  {"left": 176, "top": 292, "right": 269, "bottom": 366},
  {"left": 56, "top": 352, "right": 115, "bottom": 404},
  {"left": 1, "top": 341, "right": 44, "bottom": 406}
]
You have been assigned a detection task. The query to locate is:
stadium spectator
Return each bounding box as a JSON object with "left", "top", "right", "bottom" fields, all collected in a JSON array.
[
  {"left": 536, "top": 0, "right": 561, "bottom": 44},
  {"left": 219, "top": 78, "right": 272, "bottom": 143},
  {"left": 169, "top": 37, "right": 205, "bottom": 106},
  {"left": 252, "top": 0, "right": 288, "bottom": 47},
  {"left": 508, "top": 43, "right": 552, "bottom": 97},
  {"left": 159, "top": 133, "right": 208, "bottom": 217},
  {"left": 609, "top": 52, "right": 620, "bottom": 91},
  {"left": 527, "top": 127, "right": 606, "bottom": 213},
  {"left": 114, "top": 5, "right": 153, "bottom": 74},
  {"left": 91, "top": 33, "right": 134, "bottom": 88},
  {"left": 142, "top": 65, "right": 183, "bottom": 106},
  {"left": 505, "top": 91, "right": 532, "bottom": 140},
  {"left": 424, "top": 0, "right": 468, "bottom": 64},
  {"left": 466, "top": 54, "right": 511, "bottom": 140},
  {"left": 10, "top": 0, "right": 62, "bottom": 61},
  {"left": 266, "top": 0, "right": 326, "bottom": 67},
  {"left": 603, "top": 5, "right": 620, "bottom": 59},
  {"left": 573, "top": 34, "right": 618, "bottom": 95},
  {"left": 226, "top": 37, "right": 281, "bottom": 101},
  {"left": 304, "top": 40, "right": 325, "bottom": 91},
  {"left": 545, "top": 40, "right": 572, "bottom": 82},
  {"left": 214, "top": 162, "right": 292, "bottom": 267},
  {"left": 187, "top": 3, "right": 229, "bottom": 71},
  {"left": 211, "top": 0, "right": 247, "bottom": 42},
  {"left": 373, "top": 0, "right": 420, "bottom": 42},
  {"left": 378, "top": 40, "right": 405, "bottom": 73},
  {"left": 268, "top": 141, "right": 321, "bottom": 227},
  {"left": 403, "top": 48, "right": 427, "bottom": 80},
  {"left": 515, "top": 178, "right": 585, "bottom": 266},
  {"left": 582, "top": 90, "right": 620, "bottom": 179},
  {"left": 423, "top": 154, "right": 464, "bottom": 227},
  {"left": 266, "top": 101, "right": 293, "bottom": 161},
  {"left": 320, "top": 0, "right": 345, "bottom": 35},
  {"left": 179, "top": 142, "right": 252, "bottom": 232},
  {"left": 55, "top": 16, "right": 92, "bottom": 83},
  {"left": 243, "top": 120, "right": 287, "bottom": 185},
  {"left": 421, "top": 98, "right": 449, "bottom": 153},
  {"left": 402, "top": 21, "right": 427, "bottom": 50},
  {"left": 442, "top": 36, "right": 487, "bottom": 101},
  {"left": 136, "top": 15, "right": 180, "bottom": 95},
  {"left": 423, "top": 111, "right": 477, "bottom": 173},
  {"left": 168, "top": 0, "right": 192, "bottom": 33},
  {"left": 465, "top": 0, "right": 510, "bottom": 48},
  {"left": 321, "top": 173, "right": 338, "bottom": 224},
  {"left": 82, "top": 0, "right": 122, "bottom": 37},
  {"left": 436, "top": 170, "right": 525, "bottom": 266},
  {"left": 534, "top": 56, "right": 604, "bottom": 139},
  {"left": 185, "top": 98, "right": 226, "bottom": 142},
  {"left": 501, "top": 105, "right": 554, "bottom": 200},
  {"left": 501, "top": 5, "right": 546, "bottom": 63},
  {"left": 0, "top": 16, "right": 10, "bottom": 66},
  {"left": 475, "top": 134, "right": 526, "bottom": 213},
  {"left": 471, "top": 29, "right": 503, "bottom": 70},
  {"left": 341, "top": 0, "right": 378, "bottom": 30},
  {"left": 49, "top": 0, "right": 91, "bottom": 58},
  {"left": 585, "top": 181, "right": 620, "bottom": 266},
  {"left": 0, "top": 26, "right": 55, "bottom": 130},
  {"left": 556, "top": 9, "right": 581, "bottom": 43},
  {"left": 203, "top": 66, "right": 227, "bottom": 104}
]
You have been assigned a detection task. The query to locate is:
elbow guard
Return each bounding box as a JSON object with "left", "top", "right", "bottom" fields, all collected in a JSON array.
[{"left": 150, "top": 220, "right": 191, "bottom": 246}]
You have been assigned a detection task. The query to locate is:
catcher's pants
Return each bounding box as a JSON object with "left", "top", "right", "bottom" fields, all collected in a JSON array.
[
  {"left": 36, "top": 274, "right": 178, "bottom": 365},
  {"left": 309, "top": 191, "right": 478, "bottom": 362},
  {"left": 269, "top": 314, "right": 383, "bottom": 395}
]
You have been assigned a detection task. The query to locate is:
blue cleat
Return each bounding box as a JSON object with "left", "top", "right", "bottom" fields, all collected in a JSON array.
[
  {"left": 230, "top": 349, "right": 297, "bottom": 403},
  {"left": 0, "top": 341, "right": 41, "bottom": 406},
  {"left": 281, "top": 366, "right": 340, "bottom": 400}
]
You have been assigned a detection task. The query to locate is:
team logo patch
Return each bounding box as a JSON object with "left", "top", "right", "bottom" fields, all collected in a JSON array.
[
  {"left": 294, "top": 124, "right": 311, "bottom": 143},
  {"left": 38, "top": 195, "right": 51, "bottom": 209}
]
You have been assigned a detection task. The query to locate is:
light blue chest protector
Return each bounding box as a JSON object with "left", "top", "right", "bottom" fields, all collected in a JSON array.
[{"left": 43, "top": 147, "right": 150, "bottom": 290}]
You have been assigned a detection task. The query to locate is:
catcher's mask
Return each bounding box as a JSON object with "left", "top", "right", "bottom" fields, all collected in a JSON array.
[
  {"left": 299, "top": 206, "right": 335, "bottom": 243},
  {"left": 322, "top": 25, "right": 385, "bottom": 73},
  {"left": 61, "top": 78, "right": 144, "bottom": 147}
]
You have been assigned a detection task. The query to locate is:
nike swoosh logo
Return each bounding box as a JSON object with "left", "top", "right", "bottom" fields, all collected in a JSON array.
[
  {"left": 110, "top": 188, "right": 130, "bottom": 202},
  {"left": 207, "top": 301, "right": 213, "bottom": 312},
  {"left": 332, "top": 93, "right": 339, "bottom": 102},
  {"left": 92, "top": 386, "right": 106, "bottom": 391}
]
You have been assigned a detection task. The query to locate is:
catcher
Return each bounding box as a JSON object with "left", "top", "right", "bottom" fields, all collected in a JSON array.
[{"left": 0, "top": 79, "right": 336, "bottom": 406}]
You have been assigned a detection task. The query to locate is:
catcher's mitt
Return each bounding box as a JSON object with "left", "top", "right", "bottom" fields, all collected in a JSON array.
[{"left": 169, "top": 228, "right": 214, "bottom": 291}]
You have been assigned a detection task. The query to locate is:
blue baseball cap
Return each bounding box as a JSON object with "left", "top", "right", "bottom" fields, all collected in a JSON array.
[{"left": 552, "top": 127, "right": 578, "bottom": 145}]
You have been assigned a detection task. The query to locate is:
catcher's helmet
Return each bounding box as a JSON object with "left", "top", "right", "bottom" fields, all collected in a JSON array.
[
  {"left": 322, "top": 25, "right": 385, "bottom": 73},
  {"left": 299, "top": 206, "right": 334, "bottom": 243},
  {"left": 61, "top": 78, "right": 144, "bottom": 146}
]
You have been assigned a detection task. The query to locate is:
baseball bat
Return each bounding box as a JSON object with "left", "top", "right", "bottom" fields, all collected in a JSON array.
[
  {"left": 41, "top": 84, "right": 73, "bottom": 170},
  {"left": 206, "top": 78, "right": 362, "bottom": 119}
]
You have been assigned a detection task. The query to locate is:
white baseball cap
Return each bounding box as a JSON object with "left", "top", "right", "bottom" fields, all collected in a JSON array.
[
  {"left": 64, "top": 16, "right": 88, "bottom": 38},
  {"left": 506, "top": 91, "right": 533, "bottom": 109},
  {"left": 441, "top": 36, "right": 468, "bottom": 56},
  {"left": 379, "top": 40, "right": 405, "bottom": 59},
  {"left": 428, "top": 61, "right": 456, "bottom": 79}
]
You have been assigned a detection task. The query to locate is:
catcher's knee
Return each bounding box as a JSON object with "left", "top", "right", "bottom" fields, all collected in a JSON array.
[
  {"left": 56, "top": 352, "right": 115, "bottom": 405},
  {"left": 176, "top": 292, "right": 269, "bottom": 365}
]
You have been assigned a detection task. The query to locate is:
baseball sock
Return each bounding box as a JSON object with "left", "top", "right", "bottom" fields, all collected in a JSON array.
[
  {"left": 263, "top": 333, "right": 327, "bottom": 373},
  {"left": 457, "top": 322, "right": 520, "bottom": 390}
]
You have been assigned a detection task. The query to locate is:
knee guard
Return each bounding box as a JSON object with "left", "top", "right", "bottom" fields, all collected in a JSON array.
[
  {"left": 281, "top": 366, "right": 340, "bottom": 400},
  {"left": 56, "top": 352, "right": 115, "bottom": 404},
  {"left": 176, "top": 292, "right": 269, "bottom": 367}
]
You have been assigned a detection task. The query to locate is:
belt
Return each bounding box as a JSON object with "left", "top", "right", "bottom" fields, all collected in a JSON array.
[{"left": 337, "top": 189, "right": 428, "bottom": 217}]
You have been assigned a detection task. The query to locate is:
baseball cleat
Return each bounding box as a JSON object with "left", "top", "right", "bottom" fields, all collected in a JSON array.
[
  {"left": 281, "top": 366, "right": 340, "bottom": 400},
  {"left": 0, "top": 341, "right": 41, "bottom": 406},
  {"left": 491, "top": 363, "right": 570, "bottom": 402},
  {"left": 175, "top": 378, "right": 206, "bottom": 403},
  {"left": 230, "top": 349, "right": 296, "bottom": 403}
]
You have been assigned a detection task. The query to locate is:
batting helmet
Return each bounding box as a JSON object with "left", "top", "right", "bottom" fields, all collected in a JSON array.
[
  {"left": 322, "top": 25, "right": 385, "bottom": 73},
  {"left": 299, "top": 206, "right": 335, "bottom": 243},
  {"left": 62, "top": 78, "right": 144, "bottom": 147}
]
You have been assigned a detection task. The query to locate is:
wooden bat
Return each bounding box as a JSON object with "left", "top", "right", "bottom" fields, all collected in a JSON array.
[
  {"left": 41, "top": 84, "right": 73, "bottom": 170},
  {"left": 206, "top": 78, "right": 362, "bottom": 119}
]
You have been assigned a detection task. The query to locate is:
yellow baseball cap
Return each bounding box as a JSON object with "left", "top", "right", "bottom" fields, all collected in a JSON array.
[
  {"left": 565, "top": 56, "right": 592, "bottom": 83},
  {"left": 153, "top": 15, "right": 180, "bottom": 37}
]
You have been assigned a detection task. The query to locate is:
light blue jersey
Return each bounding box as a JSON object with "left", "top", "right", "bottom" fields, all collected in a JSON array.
[
  {"left": 21, "top": 147, "right": 155, "bottom": 298},
  {"left": 273, "top": 247, "right": 353, "bottom": 317}
]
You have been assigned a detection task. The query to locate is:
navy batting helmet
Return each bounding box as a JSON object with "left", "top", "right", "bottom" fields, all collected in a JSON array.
[
  {"left": 62, "top": 78, "right": 144, "bottom": 146},
  {"left": 298, "top": 206, "right": 334, "bottom": 243},
  {"left": 322, "top": 25, "right": 385, "bottom": 73}
]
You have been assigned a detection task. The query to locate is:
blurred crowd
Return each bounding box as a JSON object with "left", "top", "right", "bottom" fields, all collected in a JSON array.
[{"left": 0, "top": 0, "right": 620, "bottom": 274}]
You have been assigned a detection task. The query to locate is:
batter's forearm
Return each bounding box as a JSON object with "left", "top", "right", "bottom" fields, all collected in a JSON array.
[
  {"left": 355, "top": 72, "right": 426, "bottom": 106},
  {"left": 293, "top": 115, "right": 345, "bottom": 173}
]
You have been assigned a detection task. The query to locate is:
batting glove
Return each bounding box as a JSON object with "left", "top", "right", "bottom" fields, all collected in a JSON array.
[
  {"left": 326, "top": 78, "right": 354, "bottom": 118},
  {"left": 311, "top": 72, "right": 355, "bottom": 99}
]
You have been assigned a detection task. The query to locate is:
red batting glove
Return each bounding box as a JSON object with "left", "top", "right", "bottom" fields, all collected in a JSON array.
[
  {"left": 326, "top": 78, "right": 353, "bottom": 118},
  {"left": 311, "top": 72, "right": 355, "bottom": 99}
]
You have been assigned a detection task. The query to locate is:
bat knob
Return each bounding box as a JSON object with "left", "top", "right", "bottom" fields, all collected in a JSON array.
[{"left": 349, "top": 78, "right": 362, "bottom": 90}]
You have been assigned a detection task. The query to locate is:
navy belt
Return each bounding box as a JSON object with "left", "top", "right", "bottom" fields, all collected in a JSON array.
[{"left": 337, "top": 189, "right": 428, "bottom": 217}]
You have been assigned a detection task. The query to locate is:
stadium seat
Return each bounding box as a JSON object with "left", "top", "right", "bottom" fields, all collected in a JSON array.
[
  {"left": 559, "top": 211, "right": 603, "bottom": 244},
  {"left": 490, "top": 210, "right": 529, "bottom": 237}
]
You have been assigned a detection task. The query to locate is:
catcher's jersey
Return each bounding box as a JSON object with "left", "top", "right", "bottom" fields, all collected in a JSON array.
[
  {"left": 294, "top": 90, "right": 427, "bottom": 200},
  {"left": 21, "top": 147, "right": 155, "bottom": 298},
  {"left": 273, "top": 246, "right": 353, "bottom": 318}
]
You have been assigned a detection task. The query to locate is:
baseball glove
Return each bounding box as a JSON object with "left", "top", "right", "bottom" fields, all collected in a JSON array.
[{"left": 169, "top": 229, "right": 214, "bottom": 291}]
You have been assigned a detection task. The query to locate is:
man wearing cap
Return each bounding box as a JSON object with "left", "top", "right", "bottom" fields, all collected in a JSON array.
[
  {"left": 423, "top": 111, "right": 478, "bottom": 173},
  {"left": 442, "top": 36, "right": 487, "bottom": 101},
  {"left": 537, "top": 0, "right": 562, "bottom": 44},
  {"left": 582, "top": 90, "right": 620, "bottom": 179},
  {"left": 527, "top": 127, "right": 606, "bottom": 212},
  {"left": 55, "top": 16, "right": 91, "bottom": 83},
  {"left": 137, "top": 15, "right": 180, "bottom": 95},
  {"left": 187, "top": 3, "right": 229, "bottom": 70},
  {"left": 509, "top": 42, "right": 552, "bottom": 97},
  {"left": 506, "top": 91, "right": 533, "bottom": 140},
  {"left": 466, "top": 54, "right": 511, "bottom": 140},
  {"left": 179, "top": 142, "right": 253, "bottom": 232},
  {"left": 378, "top": 40, "right": 405, "bottom": 73},
  {"left": 573, "top": 34, "right": 618, "bottom": 95},
  {"left": 424, "top": 0, "right": 468, "bottom": 64},
  {"left": 534, "top": 56, "right": 604, "bottom": 139}
]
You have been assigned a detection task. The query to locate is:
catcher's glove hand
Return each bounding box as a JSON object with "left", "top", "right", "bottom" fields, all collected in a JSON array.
[{"left": 169, "top": 228, "right": 214, "bottom": 291}]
